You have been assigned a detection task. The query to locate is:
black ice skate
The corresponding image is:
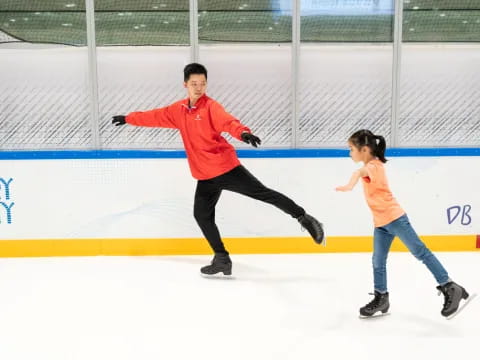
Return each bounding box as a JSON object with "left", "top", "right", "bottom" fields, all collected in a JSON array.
[
  {"left": 437, "top": 281, "right": 475, "bottom": 319},
  {"left": 359, "top": 291, "right": 390, "bottom": 318},
  {"left": 200, "top": 253, "right": 232, "bottom": 277},
  {"left": 298, "top": 213, "right": 325, "bottom": 245}
]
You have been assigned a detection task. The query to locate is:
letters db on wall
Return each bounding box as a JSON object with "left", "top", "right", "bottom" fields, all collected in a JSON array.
[{"left": 447, "top": 205, "right": 472, "bottom": 226}]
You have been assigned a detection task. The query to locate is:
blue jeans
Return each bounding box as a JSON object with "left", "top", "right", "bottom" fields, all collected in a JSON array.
[{"left": 372, "top": 214, "right": 449, "bottom": 293}]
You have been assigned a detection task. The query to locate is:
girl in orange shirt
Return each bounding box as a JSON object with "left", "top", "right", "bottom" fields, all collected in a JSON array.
[{"left": 336, "top": 129, "right": 472, "bottom": 319}]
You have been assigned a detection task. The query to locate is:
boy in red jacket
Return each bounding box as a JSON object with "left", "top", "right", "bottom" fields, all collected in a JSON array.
[{"left": 112, "top": 63, "right": 324, "bottom": 276}]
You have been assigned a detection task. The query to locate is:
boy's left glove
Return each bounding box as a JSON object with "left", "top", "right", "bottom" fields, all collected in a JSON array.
[
  {"left": 112, "top": 115, "right": 126, "bottom": 126},
  {"left": 241, "top": 132, "right": 261, "bottom": 148}
]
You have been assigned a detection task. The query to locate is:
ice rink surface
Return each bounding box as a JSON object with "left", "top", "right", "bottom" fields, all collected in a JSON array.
[{"left": 0, "top": 252, "right": 478, "bottom": 360}]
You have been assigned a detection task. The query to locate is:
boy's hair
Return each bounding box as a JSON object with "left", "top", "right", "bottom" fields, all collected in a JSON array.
[
  {"left": 348, "top": 129, "right": 388, "bottom": 163},
  {"left": 183, "top": 63, "right": 208, "bottom": 82}
]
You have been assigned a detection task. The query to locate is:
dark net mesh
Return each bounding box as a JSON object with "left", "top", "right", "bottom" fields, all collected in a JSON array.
[
  {"left": 403, "top": 0, "right": 480, "bottom": 42},
  {"left": 0, "top": 0, "right": 479, "bottom": 45}
]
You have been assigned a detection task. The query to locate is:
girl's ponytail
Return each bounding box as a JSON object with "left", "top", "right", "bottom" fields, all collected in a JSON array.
[{"left": 373, "top": 135, "right": 387, "bottom": 163}]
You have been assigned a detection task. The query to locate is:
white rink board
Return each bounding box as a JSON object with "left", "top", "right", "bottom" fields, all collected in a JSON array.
[{"left": 0, "top": 156, "right": 478, "bottom": 239}]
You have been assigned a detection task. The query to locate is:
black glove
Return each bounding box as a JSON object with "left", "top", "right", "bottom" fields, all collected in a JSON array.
[
  {"left": 112, "top": 115, "right": 126, "bottom": 126},
  {"left": 241, "top": 132, "right": 261, "bottom": 148}
]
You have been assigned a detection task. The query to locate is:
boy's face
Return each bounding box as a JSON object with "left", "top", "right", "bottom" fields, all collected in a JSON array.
[{"left": 184, "top": 74, "right": 207, "bottom": 102}]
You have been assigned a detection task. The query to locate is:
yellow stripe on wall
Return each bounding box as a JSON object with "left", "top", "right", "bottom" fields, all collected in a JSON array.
[{"left": 0, "top": 235, "right": 477, "bottom": 257}]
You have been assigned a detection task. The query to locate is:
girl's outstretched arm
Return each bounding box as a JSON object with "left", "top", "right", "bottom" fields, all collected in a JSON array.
[{"left": 335, "top": 167, "right": 368, "bottom": 192}]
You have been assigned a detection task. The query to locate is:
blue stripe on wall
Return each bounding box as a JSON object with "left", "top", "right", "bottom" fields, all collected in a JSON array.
[{"left": 0, "top": 148, "right": 479, "bottom": 160}]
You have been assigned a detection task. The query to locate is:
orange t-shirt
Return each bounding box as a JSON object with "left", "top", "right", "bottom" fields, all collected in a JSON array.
[
  {"left": 361, "top": 159, "right": 405, "bottom": 227},
  {"left": 126, "top": 94, "right": 250, "bottom": 180}
]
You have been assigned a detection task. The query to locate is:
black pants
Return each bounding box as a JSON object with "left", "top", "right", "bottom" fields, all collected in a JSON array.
[{"left": 193, "top": 165, "right": 305, "bottom": 254}]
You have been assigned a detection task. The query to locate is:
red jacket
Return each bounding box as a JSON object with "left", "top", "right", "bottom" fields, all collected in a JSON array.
[{"left": 126, "top": 94, "right": 251, "bottom": 180}]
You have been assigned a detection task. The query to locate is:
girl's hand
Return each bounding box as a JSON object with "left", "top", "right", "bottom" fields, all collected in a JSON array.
[
  {"left": 335, "top": 169, "right": 363, "bottom": 192},
  {"left": 335, "top": 185, "right": 353, "bottom": 192}
]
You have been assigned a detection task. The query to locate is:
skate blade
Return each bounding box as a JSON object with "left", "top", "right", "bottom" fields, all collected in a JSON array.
[
  {"left": 446, "top": 292, "right": 477, "bottom": 320},
  {"left": 359, "top": 312, "right": 390, "bottom": 320},
  {"left": 318, "top": 230, "right": 327, "bottom": 247},
  {"left": 200, "top": 273, "right": 235, "bottom": 280},
  {"left": 322, "top": 235, "right": 327, "bottom": 247}
]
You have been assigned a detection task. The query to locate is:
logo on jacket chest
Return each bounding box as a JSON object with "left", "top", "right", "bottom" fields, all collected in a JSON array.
[{"left": 194, "top": 114, "right": 202, "bottom": 121}]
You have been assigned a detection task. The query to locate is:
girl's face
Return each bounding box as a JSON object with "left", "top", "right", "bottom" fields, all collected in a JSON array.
[{"left": 348, "top": 141, "right": 371, "bottom": 163}]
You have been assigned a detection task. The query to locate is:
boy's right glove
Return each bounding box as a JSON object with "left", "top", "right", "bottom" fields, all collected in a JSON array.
[
  {"left": 241, "top": 132, "right": 261, "bottom": 148},
  {"left": 112, "top": 115, "right": 126, "bottom": 126}
]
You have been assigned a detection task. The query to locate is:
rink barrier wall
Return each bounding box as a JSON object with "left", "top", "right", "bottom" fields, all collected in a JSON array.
[
  {"left": 0, "top": 235, "right": 478, "bottom": 257},
  {"left": 1, "top": 148, "right": 478, "bottom": 257}
]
